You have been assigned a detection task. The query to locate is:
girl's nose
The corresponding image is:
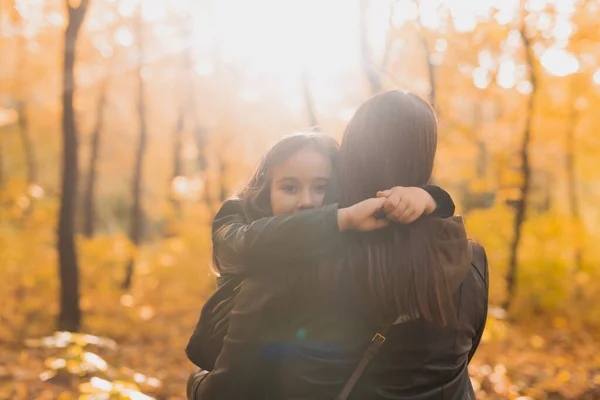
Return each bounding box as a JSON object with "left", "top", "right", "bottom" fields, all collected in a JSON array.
[{"left": 297, "top": 190, "right": 315, "bottom": 209}]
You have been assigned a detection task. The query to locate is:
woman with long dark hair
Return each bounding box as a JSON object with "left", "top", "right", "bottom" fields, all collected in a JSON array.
[{"left": 196, "top": 90, "right": 488, "bottom": 399}]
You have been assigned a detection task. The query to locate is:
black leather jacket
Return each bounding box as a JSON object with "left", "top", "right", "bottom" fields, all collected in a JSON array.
[
  {"left": 194, "top": 225, "right": 487, "bottom": 399},
  {"left": 186, "top": 186, "right": 455, "bottom": 372},
  {"left": 189, "top": 189, "right": 475, "bottom": 399}
]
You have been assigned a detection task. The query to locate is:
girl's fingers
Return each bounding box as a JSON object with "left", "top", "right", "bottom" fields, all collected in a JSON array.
[
  {"left": 372, "top": 218, "right": 390, "bottom": 229},
  {"left": 391, "top": 205, "right": 415, "bottom": 223},
  {"left": 390, "top": 199, "right": 410, "bottom": 219},
  {"left": 384, "top": 196, "right": 404, "bottom": 214},
  {"left": 406, "top": 209, "right": 421, "bottom": 223}
]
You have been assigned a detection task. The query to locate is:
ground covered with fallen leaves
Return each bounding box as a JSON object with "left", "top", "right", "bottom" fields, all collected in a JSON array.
[{"left": 1, "top": 234, "right": 599, "bottom": 400}]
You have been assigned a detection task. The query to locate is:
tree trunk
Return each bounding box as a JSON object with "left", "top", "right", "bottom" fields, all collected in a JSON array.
[
  {"left": 123, "top": 4, "right": 148, "bottom": 290},
  {"left": 0, "top": 131, "right": 4, "bottom": 188},
  {"left": 504, "top": 25, "right": 537, "bottom": 311},
  {"left": 301, "top": 70, "right": 320, "bottom": 130},
  {"left": 58, "top": 0, "right": 89, "bottom": 332},
  {"left": 169, "top": 104, "right": 184, "bottom": 214},
  {"left": 176, "top": 14, "right": 209, "bottom": 212},
  {"left": 17, "top": 103, "right": 36, "bottom": 190},
  {"left": 15, "top": 27, "right": 37, "bottom": 191},
  {"left": 474, "top": 104, "right": 487, "bottom": 179},
  {"left": 421, "top": 35, "right": 436, "bottom": 109},
  {"left": 359, "top": 0, "right": 381, "bottom": 94},
  {"left": 218, "top": 155, "right": 227, "bottom": 203},
  {"left": 0, "top": 3, "right": 6, "bottom": 186},
  {"left": 169, "top": 17, "right": 193, "bottom": 216},
  {"left": 194, "top": 125, "right": 210, "bottom": 210},
  {"left": 380, "top": 2, "right": 395, "bottom": 74},
  {"left": 190, "top": 85, "right": 209, "bottom": 209},
  {"left": 83, "top": 78, "right": 108, "bottom": 238},
  {"left": 565, "top": 78, "right": 583, "bottom": 276}
]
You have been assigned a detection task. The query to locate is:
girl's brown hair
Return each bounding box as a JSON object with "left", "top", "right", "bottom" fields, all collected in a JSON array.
[{"left": 237, "top": 133, "right": 339, "bottom": 222}]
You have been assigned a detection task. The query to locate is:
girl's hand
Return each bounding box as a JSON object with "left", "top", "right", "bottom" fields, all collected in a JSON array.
[
  {"left": 376, "top": 187, "right": 436, "bottom": 224},
  {"left": 338, "top": 198, "right": 390, "bottom": 232}
]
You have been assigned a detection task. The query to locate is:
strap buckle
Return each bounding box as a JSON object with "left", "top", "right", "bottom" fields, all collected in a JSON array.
[{"left": 371, "top": 332, "right": 386, "bottom": 344}]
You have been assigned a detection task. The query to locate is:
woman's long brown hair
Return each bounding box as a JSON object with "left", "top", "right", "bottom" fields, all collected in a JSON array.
[{"left": 333, "top": 90, "right": 456, "bottom": 327}]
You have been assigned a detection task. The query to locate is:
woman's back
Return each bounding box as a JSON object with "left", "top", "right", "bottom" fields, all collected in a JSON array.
[
  {"left": 272, "top": 218, "right": 488, "bottom": 400},
  {"left": 350, "top": 239, "right": 488, "bottom": 399}
]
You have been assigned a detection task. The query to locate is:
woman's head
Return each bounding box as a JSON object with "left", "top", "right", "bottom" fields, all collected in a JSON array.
[
  {"left": 239, "top": 133, "right": 339, "bottom": 220},
  {"left": 336, "top": 90, "right": 437, "bottom": 208}
]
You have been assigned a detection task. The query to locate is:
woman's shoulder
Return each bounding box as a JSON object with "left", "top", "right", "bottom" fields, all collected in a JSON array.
[
  {"left": 468, "top": 240, "right": 488, "bottom": 287},
  {"left": 469, "top": 239, "right": 489, "bottom": 292}
]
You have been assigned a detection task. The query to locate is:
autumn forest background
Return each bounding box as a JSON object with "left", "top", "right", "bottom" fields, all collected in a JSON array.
[{"left": 1, "top": 0, "right": 600, "bottom": 399}]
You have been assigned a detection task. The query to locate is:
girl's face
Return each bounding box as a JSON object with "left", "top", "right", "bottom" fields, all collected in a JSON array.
[{"left": 269, "top": 147, "right": 332, "bottom": 216}]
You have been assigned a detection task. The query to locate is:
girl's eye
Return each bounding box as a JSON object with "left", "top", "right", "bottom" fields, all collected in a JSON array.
[
  {"left": 314, "top": 184, "right": 327, "bottom": 193},
  {"left": 281, "top": 185, "right": 297, "bottom": 193}
]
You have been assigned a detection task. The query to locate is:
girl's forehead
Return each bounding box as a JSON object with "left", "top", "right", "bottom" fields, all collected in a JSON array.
[{"left": 271, "top": 148, "right": 333, "bottom": 178}]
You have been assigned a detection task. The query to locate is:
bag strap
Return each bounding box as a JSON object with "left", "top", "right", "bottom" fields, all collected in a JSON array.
[{"left": 335, "top": 325, "right": 391, "bottom": 400}]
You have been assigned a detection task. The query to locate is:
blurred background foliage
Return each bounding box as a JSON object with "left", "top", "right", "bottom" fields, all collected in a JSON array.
[{"left": 1, "top": 0, "right": 600, "bottom": 398}]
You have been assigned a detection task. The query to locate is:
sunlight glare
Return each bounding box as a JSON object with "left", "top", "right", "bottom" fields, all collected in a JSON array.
[
  {"left": 450, "top": 8, "right": 477, "bottom": 32},
  {"left": 497, "top": 60, "right": 516, "bottom": 89},
  {"left": 117, "top": 0, "right": 138, "bottom": 17},
  {"left": 47, "top": 358, "right": 67, "bottom": 369},
  {"left": 392, "top": 0, "right": 419, "bottom": 27},
  {"left": 128, "top": 391, "right": 155, "bottom": 400},
  {"left": 90, "top": 377, "right": 113, "bottom": 391},
  {"left": 493, "top": 0, "right": 519, "bottom": 25},
  {"left": 540, "top": 47, "right": 579, "bottom": 76},
  {"left": 114, "top": 27, "right": 134, "bottom": 47},
  {"left": 134, "top": 373, "right": 147, "bottom": 384},
  {"left": 587, "top": 1, "right": 600, "bottom": 13},
  {"left": 28, "top": 184, "right": 44, "bottom": 198},
  {"left": 339, "top": 108, "right": 356, "bottom": 122},
  {"left": 194, "top": 61, "right": 214, "bottom": 77},
  {"left": 171, "top": 176, "right": 190, "bottom": 196},
  {"left": 46, "top": 12, "right": 65, "bottom": 28},
  {"left": 517, "top": 80, "right": 534, "bottom": 94},
  {"left": 478, "top": 50, "right": 495, "bottom": 71},
  {"left": 552, "top": 16, "right": 573, "bottom": 41},
  {"left": 440, "top": 0, "right": 495, "bottom": 32},
  {"left": 435, "top": 38, "right": 448, "bottom": 52},
  {"left": 526, "top": 0, "right": 547, "bottom": 12},
  {"left": 430, "top": 53, "right": 444, "bottom": 66},
  {"left": 419, "top": 0, "right": 443, "bottom": 30},
  {"left": 549, "top": 0, "right": 575, "bottom": 14},
  {"left": 239, "top": 88, "right": 261, "bottom": 103},
  {"left": 120, "top": 294, "right": 135, "bottom": 307},
  {"left": 202, "top": 0, "right": 360, "bottom": 77},
  {"left": 142, "top": 0, "right": 166, "bottom": 21},
  {"left": 506, "top": 30, "right": 521, "bottom": 49},
  {"left": 537, "top": 13, "right": 552, "bottom": 31},
  {"left": 593, "top": 69, "right": 600, "bottom": 85},
  {"left": 190, "top": 0, "right": 365, "bottom": 112},
  {"left": 139, "top": 305, "right": 155, "bottom": 320},
  {"left": 93, "top": 37, "right": 114, "bottom": 58},
  {"left": 473, "top": 67, "right": 491, "bottom": 89},
  {"left": 83, "top": 352, "right": 109, "bottom": 371}
]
